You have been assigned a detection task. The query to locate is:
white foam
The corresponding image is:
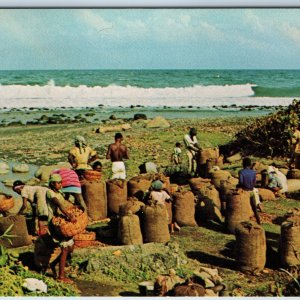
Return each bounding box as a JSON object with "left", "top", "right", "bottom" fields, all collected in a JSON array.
[{"left": 0, "top": 84, "right": 293, "bottom": 108}]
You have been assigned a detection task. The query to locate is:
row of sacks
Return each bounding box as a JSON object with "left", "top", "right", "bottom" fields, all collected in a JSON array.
[
  {"left": 234, "top": 210, "right": 300, "bottom": 274},
  {"left": 0, "top": 162, "right": 30, "bottom": 174}
]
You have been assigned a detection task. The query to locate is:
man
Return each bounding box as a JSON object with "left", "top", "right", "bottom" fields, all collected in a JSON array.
[
  {"left": 183, "top": 127, "right": 201, "bottom": 175},
  {"left": 267, "top": 165, "right": 288, "bottom": 197},
  {"left": 13, "top": 180, "right": 49, "bottom": 235},
  {"left": 238, "top": 157, "right": 262, "bottom": 225},
  {"left": 68, "top": 135, "right": 98, "bottom": 177},
  {"left": 289, "top": 124, "right": 300, "bottom": 168},
  {"left": 106, "top": 132, "right": 129, "bottom": 179}
]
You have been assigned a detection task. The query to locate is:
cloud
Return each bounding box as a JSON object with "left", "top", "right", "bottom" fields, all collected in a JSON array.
[
  {"left": 244, "top": 10, "right": 265, "bottom": 32},
  {"left": 280, "top": 23, "right": 300, "bottom": 48}
]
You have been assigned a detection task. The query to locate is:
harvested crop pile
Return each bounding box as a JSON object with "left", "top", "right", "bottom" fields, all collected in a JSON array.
[{"left": 224, "top": 99, "right": 300, "bottom": 157}]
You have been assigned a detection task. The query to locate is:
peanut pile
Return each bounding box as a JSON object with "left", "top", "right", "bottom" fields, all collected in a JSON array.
[{"left": 52, "top": 206, "right": 83, "bottom": 226}]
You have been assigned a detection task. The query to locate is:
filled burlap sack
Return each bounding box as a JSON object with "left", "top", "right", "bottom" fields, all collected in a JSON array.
[
  {"left": 195, "top": 184, "right": 223, "bottom": 223},
  {"left": 189, "top": 177, "right": 211, "bottom": 192},
  {"left": 205, "top": 156, "right": 224, "bottom": 178},
  {"left": 0, "top": 194, "right": 15, "bottom": 212},
  {"left": 209, "top": 170, "right": 233, "bottom": 190},
  {"left": 295, "top": 153, "right": 300, "bottom": 169},
  {"left": 173, "top": 281, "right": 206, "bottom": 297},
  {"left": 118, "top": 212, "right": 143, "bottom": 245},
  {"left": 81, "top": 179, "right": 107, "bottom": 221},
  {"left": 257, "top": 188, "right": 276, "bottom": 201},
  {"left": 0, "top": 215, "right": 32, "bottom": 248},
  {"left": 252, "top": 161, "right": 269, "bottom": 173},
  {"left": 225, "top": 189, "right": 253, "bottom": 234},
  {"left": 127, "top": 175, "right": 152, "bottom": 200},
  {"left": 198, "top": 148, "right": 219, "bottom": 165},
  {"left": 286, "top": 179, "right": 300, "bottom": 193},
  {"left": 173, "top": 191, "right": 197, "bottom": 227},
  {"left": 279, "top": 218, "right": 300, "bottom": 267},
  {"left": 235, "top": 221, "right": 266, "bottom": 274},
  {"left": 119, "top": 197, "right": 145, "bottom": 216},
  {"left": 106, "top": 179, "right": 127, "bottom": 215},
  {"left": 226, "top": 152, "right": 242, "bottom": 163},
  {"left": 141, "top": 203, "right": 170, "bottom": 243}
]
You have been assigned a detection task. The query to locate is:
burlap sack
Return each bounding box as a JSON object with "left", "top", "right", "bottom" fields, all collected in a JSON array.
[
  {"left": 287, "top": 169, "right": 300, "bottom": 180},
  {"left": 257, "top": 188, "right": 276, "bottom": 201},
  {"left": 189, "top": 178, "right": 211, "bottom": 192},
  {"left": 0, "top": 215, "right": 32, "bottom": 248},
  {"left": 198, "top": 148, "right": 219, "bottom": 165},
  {"left": 209, "top": 170, "right": 233, "bottom": 190},
  {"left": 252, "top": 161, "right": 269, "bottom": 173},
  {"left": 118, "top": 213, "right": 143, "bottom": 245},
  {"left": 205, "top": 156, "right": 224, "bottom": 178},
  {"left": 173, "top": 191, "right": 197, "bottom": 227},
  {"left": 225, "top": 189, "right": 253, "bottom": 234},
  {"left": 142, "top": 204, "right": 170, "bottom": 243},
  {"left": 173, "top": 282, "right": 206, "bottom": 296},
  {"left": 287, "top": 179, "right": 300, "bottom": 193},
  {"left": 119, "top": 197, "right": 145, "bottom": 216},
  {"left": 279, "top": 218, "right": 300, "bottom": 267},
  {"left": 226, "top": 152, "right": 242, "bottom": 163},
  {"left": 106, "top": 179, "right": 128, "bottom": 215},
  {"left": 235, "top": 221, "right": 266, "bottom": 274},
  {"left": 127, "top": 175, "right": 152, "bottom": 199},
  {"left": 81, "top": 179, "right": 107, "bottom": 221},
  {"left": 195, "top": 184, "right": 223, "bottom": 223}
]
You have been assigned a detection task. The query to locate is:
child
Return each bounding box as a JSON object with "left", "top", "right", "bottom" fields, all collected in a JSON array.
[
  {"left": 171, "top": 142, "right": 182, "bottom": 165},
  {"left": 148, "top": 180, "right": 180, "bottom": 233}
]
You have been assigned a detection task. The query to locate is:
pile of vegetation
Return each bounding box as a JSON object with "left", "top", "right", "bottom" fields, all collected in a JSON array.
[
  {"left": 0, "top": 227, "right": 79, "bottom": 297},
  {"left": 223, "top": 99, "right": 300, "bottom": 158}
]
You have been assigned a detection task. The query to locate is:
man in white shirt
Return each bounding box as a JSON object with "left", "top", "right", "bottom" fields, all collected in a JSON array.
[{"left": 183, "top": 128, "right": 201, "bottom": 176}]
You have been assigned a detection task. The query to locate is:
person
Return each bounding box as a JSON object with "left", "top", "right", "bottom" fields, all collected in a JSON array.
[
  {"left": 171, "top": 142, "right": 182, "bottom": 165},
  {"left": 106, "top": 132, "right": 129, "bottom": 180},
  {"left": 238, "top": 157, "right": 263, "bottom": 224},
  {"left": 68, "top": 135, "right": 98, "bottom": 177},
  {"left": 12, "top": 180, "right": 49, "bottom": 235},
  {"left": 148, "top": 180, "right": 180, "bottom": 233},
  {"left": 183, "top": 128, "right": 201, "bottom": 176},
  {"left": 51, "top": 168, "right": 87, "bottom": 212},
  {"left": 91, "top": 159, "right": 102, "bottom": 173},
  {"left": 267, "top": 166, "right": 288, "bottom": 197},
  {"left": 289, "top": 124, "right": 300, "bottom": 168},
  {"left": 35, "top": 174, "right": 78, "bottom": 284}
]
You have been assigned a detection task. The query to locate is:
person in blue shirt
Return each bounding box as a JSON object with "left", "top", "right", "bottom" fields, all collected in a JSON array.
[{"left": 238, "top": 157, "right": 262, "bottom": 224}]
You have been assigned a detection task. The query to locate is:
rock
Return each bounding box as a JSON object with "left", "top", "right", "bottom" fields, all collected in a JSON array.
[
  {"left": 134, "top": 114, "right": 147, "bottom": 120},
  {"left": 95, "top": 123, "right": 131, "bottom": 133},
  {"left": 12, "top": 163, "right": 29, "bottom": 173},
  {"left": 146, "top": 116, "right": 170, "bottom": 128}
]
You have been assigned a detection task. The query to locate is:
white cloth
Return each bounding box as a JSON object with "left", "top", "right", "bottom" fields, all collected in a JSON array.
[
  {"left": 111, "top": 161, "right": 126, "bottom": 179},
  {"left": 184, "top": 134, "right": 198, "bottom": 149},
  {"left": 267, "top": 166, "right": 288, "bottom": 193}
]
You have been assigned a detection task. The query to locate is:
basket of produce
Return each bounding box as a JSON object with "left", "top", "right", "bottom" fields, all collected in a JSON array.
[
  {"left": 0, "top": 194, "right": 14, "bottom": 212},
  {"left": 51, "top": 206, "right": 88, "bottom": 238},
  {"left": 74, "top": 230, "right": 96, "bottom": 248},
  {"left": 83, "top": 170, "right": 102, "bottom": 181}
]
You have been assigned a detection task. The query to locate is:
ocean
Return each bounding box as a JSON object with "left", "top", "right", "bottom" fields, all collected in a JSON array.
[{"left": 0, "top": 69, "right": 299, "bottom": 109}]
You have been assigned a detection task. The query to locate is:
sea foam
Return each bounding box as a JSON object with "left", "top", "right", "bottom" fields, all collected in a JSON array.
[{"left": 0, "top": 83, "right": 294, "bottom": 108}]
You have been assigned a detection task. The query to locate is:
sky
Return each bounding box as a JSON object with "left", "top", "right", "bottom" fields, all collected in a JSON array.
[{"left": 0, "top": 8, "right": 300, "bottom": 69}]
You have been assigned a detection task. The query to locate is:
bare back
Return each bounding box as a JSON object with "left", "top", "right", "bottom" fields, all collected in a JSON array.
[{"left": 106, "top": 142, "right": 129, "bottom": 162}]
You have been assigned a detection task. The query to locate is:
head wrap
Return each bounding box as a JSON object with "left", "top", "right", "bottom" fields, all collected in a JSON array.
[
  {"left": 49, "top": 174, "right": 62, "bottom": 183},
  {"left": 74, "top": 135, "right": 87, "bottom": 154},
  {"left": 151, "top": 180, "right": 163, "bottom": 191}
]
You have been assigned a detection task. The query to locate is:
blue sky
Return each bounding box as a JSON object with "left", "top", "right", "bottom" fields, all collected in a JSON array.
[{"left": 0, "top": 9, "right": 300, "bottom": 69}]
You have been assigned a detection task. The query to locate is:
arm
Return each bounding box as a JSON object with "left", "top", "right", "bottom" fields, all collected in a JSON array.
[
  {"left": 68, "top": 152, "right": 77, "bottom": 169},
  {"left": 106, "top": 145, "right": 111, "bottom": 160},
  {"left": 124, "top": 146, "right": 129, "bottom": 160},
  {"left": 51, "top": 197, "right": 76, "bottom": 223},
  {"left": 18, "top": 197, "right": 28, "bottom": 215},
  {"left": 88, "top": 149, "right": 98, "bottom": 164}
]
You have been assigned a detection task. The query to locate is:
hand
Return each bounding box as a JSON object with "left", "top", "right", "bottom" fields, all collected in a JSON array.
[{"left": 67, "top": 214, "right": 76, "bottom": 223}]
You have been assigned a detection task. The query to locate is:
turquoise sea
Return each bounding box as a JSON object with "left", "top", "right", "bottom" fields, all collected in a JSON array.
[{"left": 0, "top": 69, "right": 299, "bottom": 110}]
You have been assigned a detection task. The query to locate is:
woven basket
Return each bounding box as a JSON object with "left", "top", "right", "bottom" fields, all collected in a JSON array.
[
  {"left": 52, "top": 207, "right": 89, "bottom": 238},
  {"left": 74, "top": 231, "right": 96, "bottom": 247},
  {"left": 84, "top": 170, "right": 102, "bottom": 181},
  {"left": 0, "top": 195, "right": 14, "bottom": 212}
]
